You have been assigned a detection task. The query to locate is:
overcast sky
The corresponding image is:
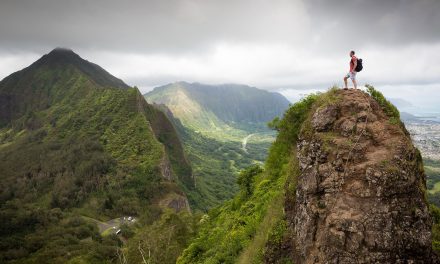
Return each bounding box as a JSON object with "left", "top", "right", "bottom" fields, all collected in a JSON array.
[{"left": 1, "top": 0, "right": 439, "bottom": 113}]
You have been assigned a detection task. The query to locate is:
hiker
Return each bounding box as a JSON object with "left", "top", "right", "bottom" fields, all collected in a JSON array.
[{"left": 344, "top": 50, "right": 359, "bottom": 89}]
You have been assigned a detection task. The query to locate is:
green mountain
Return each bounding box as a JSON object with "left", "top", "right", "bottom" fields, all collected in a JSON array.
[
  {"left": 145, "top": 82, "right": 290, "bottom": 210},
  {"left": 0, "top": 48, "right": 194, "bottom": 263},
  {"left": 178, "top": 86, "right": 440, "bottom": 263},
  {"left": 144, "top": 81, "right": 290, "bottom": 141}
]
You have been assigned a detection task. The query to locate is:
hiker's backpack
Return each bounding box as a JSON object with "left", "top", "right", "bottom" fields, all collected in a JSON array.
[{"left": 355, "top": 58, "right": 363, "bottom": 72}]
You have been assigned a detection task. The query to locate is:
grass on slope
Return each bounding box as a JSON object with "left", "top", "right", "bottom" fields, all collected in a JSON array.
[
  {"left": 426, "top": 159, "right": 440, "bottom": 208},
  {"left": 177, "top": 165, "right": 288, "bottom": 264}
]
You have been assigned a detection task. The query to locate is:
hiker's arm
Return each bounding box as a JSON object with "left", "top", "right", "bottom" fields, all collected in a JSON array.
[{"left": 352, "top": 59, "right": 357, "bottom": 72}]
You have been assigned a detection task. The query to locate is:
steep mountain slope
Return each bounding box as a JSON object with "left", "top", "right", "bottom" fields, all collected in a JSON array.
[
  {"left": 178, "top": 86, "right": 440, "bottom": 263},
  {"left": 0, "top": 48, "right": 193, "bottom": 263},
  {"left": 144, "top": 81, "right": 290, "bottom": 141}
]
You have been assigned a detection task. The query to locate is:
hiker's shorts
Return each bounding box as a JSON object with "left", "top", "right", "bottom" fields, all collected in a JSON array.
[{"left": 346, "top": 71, "right": 356, "bottom": 81}]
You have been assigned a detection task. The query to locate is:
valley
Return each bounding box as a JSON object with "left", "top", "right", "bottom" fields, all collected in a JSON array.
[{"left": 145, "top": 82, "right": 290, "bottom": 210}]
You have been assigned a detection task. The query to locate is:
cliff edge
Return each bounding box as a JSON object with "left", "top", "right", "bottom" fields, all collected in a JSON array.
[{"left": 290, "top": 87, "right": 439, "bottom": 263}]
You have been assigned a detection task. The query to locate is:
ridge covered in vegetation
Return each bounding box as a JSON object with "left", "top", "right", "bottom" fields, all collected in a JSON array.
[{"left": 0, "top": 49, "right": 193, "bottom": 263}]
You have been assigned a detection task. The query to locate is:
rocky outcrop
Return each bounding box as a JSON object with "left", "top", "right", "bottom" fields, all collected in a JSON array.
[
  {"left": 167, "top": 195, "right": 191, "bottom": 212},
  {"left": 160, "top": 155, "right": 172, "bottom": 181},
  {"left": 290, "top": 89, "right": 439, "bottom": 263},
  {"left": 159, "top": 192, "right": 191, "bottom": 213}
]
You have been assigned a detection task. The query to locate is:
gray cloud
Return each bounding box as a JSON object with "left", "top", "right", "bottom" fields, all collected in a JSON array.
[
  {"left": 0, "top": 0, "right": 309, "bottom": 53},
  {"left": 303, "top": 0, "right": 440, "bottom": 49},
  {"left": 0, "top": 0, "right": 439, "bottom": 112},
  {"left": 1, "top": 0, "right": 438, "bottom": 54}
]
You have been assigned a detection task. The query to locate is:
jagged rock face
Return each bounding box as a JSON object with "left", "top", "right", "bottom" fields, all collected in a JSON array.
[
  {"left": 160, "top": 155, "right": 173, "bottom": 181},
  {"left": 159, "top": 193, "right": 191, "bottom": 213},
  {"left": 167, "top": 195, "right": 191, "bottom": 212},
  {"left": 291, "top": 89, "right": 438, "bottom": 263}
]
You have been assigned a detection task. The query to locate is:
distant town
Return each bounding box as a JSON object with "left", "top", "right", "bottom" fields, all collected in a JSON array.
[{"left": 403, "top": 113, "right": 440, "bottom": 160}]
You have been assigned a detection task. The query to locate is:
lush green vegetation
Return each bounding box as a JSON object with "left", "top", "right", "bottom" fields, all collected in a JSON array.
[
  {"left": 0, "top": 207, "right": 122, "bottom": 264},
  {"left": 425, "top": 159, "right": 440, "bottom": 207},
  {"left": 430, "top": 204, "right": 440, "bottom": 254},
  {"left": 154, "top": 105, "right": 271, "bottom": 211},
  {"left": 177, "top": 164, "right": 284, "bottom": 264},
  {"left": 179, "top": 128, "right": 275, "bottom": 211},
  {"left": 0, "top": 50, "right": 193, "bottom": 263},
  {"left": 180, "top": 130, "right": 246, "bottom": 210},
  {"left": 124, "top": 210, "right": 199, "bottom": 264},
  {"left": 177, "top": 88, "right": 324, "bottom": 263},
  {"left": 366, "top": 84, "right": 401, "bottom": 124}
]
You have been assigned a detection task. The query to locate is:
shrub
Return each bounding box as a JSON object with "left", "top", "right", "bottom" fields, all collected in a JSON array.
[
  {"left": 430, "top": 204, "right": 440, "bottom": 254},
  {"left": 237, "top": 165, "right": 263, "bottom": 197},
  {"left": 265, "top": 92, "right": 317, "bottom": 180},
  {"left": 366, "top": 84, "right": 400, "bottom": 121}
]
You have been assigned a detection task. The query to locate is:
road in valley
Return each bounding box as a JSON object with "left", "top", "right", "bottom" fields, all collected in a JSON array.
[{"left": 242, "top": 133, "right": 255, "bottom": 153}]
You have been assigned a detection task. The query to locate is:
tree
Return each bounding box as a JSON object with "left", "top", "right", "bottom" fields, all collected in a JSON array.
[{"left": 237, "top": 165, "right": 263, "bottom": 196}]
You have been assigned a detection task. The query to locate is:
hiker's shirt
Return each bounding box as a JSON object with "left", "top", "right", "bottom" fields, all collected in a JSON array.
[{"left": 350, "top": 56, "right": 357, "bottom": 72}]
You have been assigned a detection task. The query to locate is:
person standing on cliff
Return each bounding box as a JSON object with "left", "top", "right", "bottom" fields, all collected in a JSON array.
[{"left": 344, "top": 50, "right": 358, "bottom": 89}]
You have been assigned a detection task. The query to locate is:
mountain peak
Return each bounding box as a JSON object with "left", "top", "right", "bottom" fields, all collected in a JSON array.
[
  {"left": 34, "top": 47, "right": 83, "bottom": 66},
  {"left": 46, "top": 47, "right": 77, "bottom": 57},
  {"left": 50, "top": 47, "right": 75, "bottom": 53},
  {"left": 26, "top": 48, "right": 130, "bottom": 89}
]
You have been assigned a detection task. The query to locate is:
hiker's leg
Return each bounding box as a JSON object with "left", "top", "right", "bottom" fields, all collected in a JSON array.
[
  {"left": 352, "top": 79, "right": 357, "bottom": 89},
  {"left": 343, "top": 76, "right": 348, "bottom": 88}
]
